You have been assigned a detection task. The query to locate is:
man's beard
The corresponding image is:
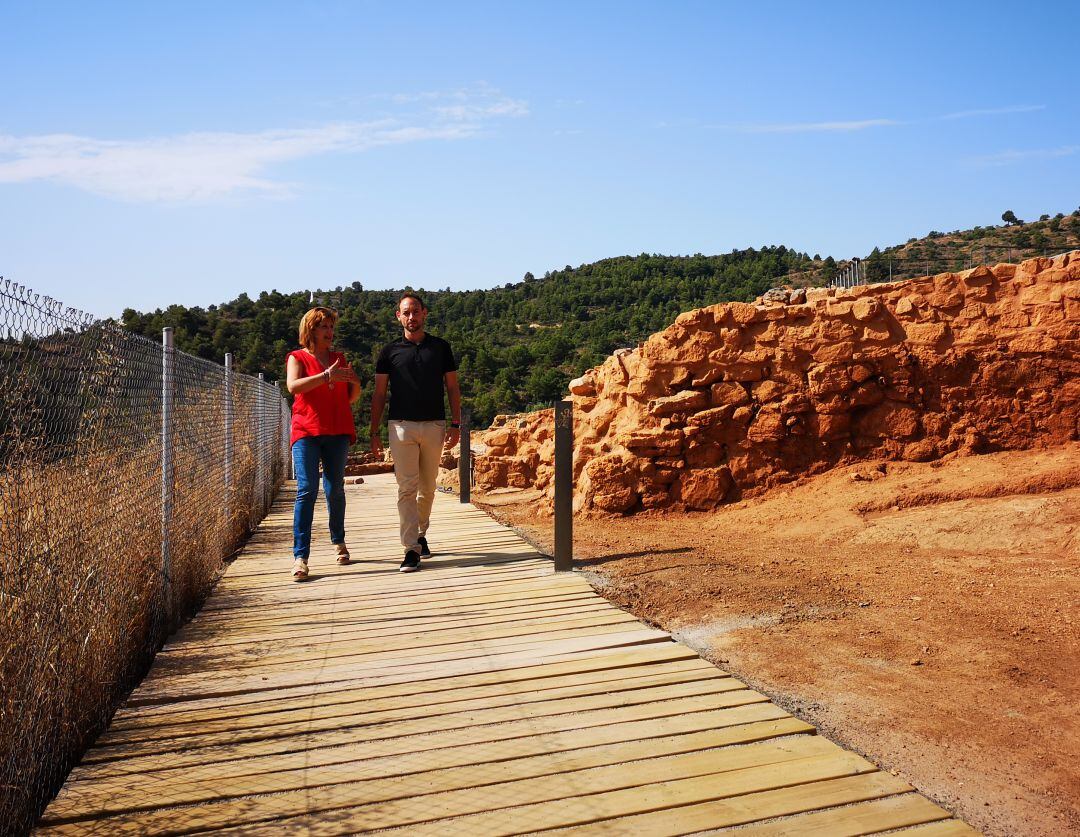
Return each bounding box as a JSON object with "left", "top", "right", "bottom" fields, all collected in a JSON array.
[{"left": 403, "top": 321, "right": 423, "bottom": 332}]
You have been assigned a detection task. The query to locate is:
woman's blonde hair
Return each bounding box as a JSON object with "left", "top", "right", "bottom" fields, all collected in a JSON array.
[{"left": 298, "top": 306, "right": 338, "bottom": 349}]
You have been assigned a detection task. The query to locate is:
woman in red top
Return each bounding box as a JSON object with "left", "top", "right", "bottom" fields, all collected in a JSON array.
[{"left": 286, "top": 307, "right": 361, "bottom": 580}]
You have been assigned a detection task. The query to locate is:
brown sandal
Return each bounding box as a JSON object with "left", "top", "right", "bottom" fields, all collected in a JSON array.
[
  {"left": 335, "top": 543, "right": 351, "bottom": 565},
  {"left": 292, "top": 559, "right": 309, "bottom": 580}
]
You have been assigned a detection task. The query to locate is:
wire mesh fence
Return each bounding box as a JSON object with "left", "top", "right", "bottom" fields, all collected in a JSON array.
[
  {"left": 826, "top": 248, "right": 1068, "bottom": 289},
  {"left": 0, "top": 279, "right": 289, "bottom": 835},
  {"left": 744, "top": 247, "right": 1074, "bottom": 292}
]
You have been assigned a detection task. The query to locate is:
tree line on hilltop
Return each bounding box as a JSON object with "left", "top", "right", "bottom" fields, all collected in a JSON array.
[
  {"left": 868, "top": 209, "right": 1080, "bottom": 281},
  {"left": 120, "top": 211, "right": 1080, "bottom": 438},
  {"left": 121, "top": 247, "right": 812, "bottom": 437}
]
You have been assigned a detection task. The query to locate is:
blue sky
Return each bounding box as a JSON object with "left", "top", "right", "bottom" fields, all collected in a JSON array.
[{"left": 2, "top": 1, "right": 1077, "bottom": 316}]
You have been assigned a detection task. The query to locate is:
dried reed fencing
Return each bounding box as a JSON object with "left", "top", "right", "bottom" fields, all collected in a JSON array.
[{"left": 0, "top": 279, "right": 290, "bottom": 835}]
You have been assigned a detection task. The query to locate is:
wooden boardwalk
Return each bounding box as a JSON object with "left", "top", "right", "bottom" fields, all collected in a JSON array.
[{"left": 38, "top": 474, "right": 975, "bottom": 835}]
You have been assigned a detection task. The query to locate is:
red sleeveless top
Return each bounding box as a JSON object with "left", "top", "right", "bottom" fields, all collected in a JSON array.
[{"left": 288, "top": 350, "right": 357, "bottom": 445}]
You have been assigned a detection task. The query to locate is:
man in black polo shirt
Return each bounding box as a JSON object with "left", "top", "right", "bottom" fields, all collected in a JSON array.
[{"left": 370, "top": 292, "right": 461, "bottom": 573}]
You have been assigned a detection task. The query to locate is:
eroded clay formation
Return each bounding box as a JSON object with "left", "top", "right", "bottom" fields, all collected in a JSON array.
[{"left": 475, "top": 254, "right": 1080, "bottom": 515}]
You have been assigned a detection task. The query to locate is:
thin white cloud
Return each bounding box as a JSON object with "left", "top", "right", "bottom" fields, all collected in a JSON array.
[
  {"left": 939, "top": 105, "right": 1045, "bottom": 120},
  {"left": 435, "top": 98, "right": 529, "bottom": 121},
  {"left": 969, "top": 145, "right": 1079, "bottom": 167},
  {"left": 0, "top": 86, "right": 527, "bottom": 203},
  {"left": 369, "top": 83, "right": 528, "bottom": 119},
  {"left": 657, "top": 118, "right": 700, "bottom": 130},
  {"left": 374, "top": 91, "right": 446, "bottom": 104},
  {"left": 734, "top": 118, "right": 898, "bottom": 134},
  {"left": 717, "top": 104, "right": 1044, "bottom": 136}
]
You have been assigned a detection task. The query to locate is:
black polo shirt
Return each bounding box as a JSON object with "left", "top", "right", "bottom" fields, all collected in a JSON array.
[{"left": 375, "top": 334, "right": 458, "bottom": 421}]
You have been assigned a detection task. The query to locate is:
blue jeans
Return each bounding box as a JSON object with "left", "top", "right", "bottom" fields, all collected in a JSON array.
[{"left": 292, "top": 434, "right": 350, "bottom": 560}]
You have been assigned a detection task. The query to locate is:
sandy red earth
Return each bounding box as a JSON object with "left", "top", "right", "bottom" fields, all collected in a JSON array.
[{"left": 474, "top": 443, "right": 1080, "bottom": 837}]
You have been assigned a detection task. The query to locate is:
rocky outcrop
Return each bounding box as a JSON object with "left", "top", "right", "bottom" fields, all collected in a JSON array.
[
  {"left": 474, "top": 254, "right": 1080, "bottom": 515},
  {"left": 474, "top": 410, "right": 554, "bottom": 491},
  {"left": 345, "top": 451, "right": 394, "bottom": 476}
]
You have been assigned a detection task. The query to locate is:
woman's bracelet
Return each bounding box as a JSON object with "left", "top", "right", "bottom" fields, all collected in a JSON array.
[{"left": 323, "top": 369, "right": 331, "bottom": 384}]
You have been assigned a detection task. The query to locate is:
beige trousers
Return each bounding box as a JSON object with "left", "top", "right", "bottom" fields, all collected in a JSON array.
[{"left": 387, "top": 420, "right": 445, "bottom": 553}]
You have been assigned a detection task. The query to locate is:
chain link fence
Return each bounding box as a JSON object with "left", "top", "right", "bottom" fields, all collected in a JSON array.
[
  {"left": 827, "top": 248, "right": 1070, "bottom": 289},
  {"left": 0, "top": 279, "right": 290, "bottom": 835},
  {"left": 747, "top": 248, "right": 1073, "bottom": 292}
]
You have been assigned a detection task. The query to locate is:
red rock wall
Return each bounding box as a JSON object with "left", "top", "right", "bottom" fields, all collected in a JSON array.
[{"left": 475, "top": 254, "right": 1080, "bottom": 515}]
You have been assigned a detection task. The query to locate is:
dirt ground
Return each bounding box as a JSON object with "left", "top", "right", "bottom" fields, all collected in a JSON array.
[{"left": 474, "top": 444, "right": 1080, "bottom": 837}]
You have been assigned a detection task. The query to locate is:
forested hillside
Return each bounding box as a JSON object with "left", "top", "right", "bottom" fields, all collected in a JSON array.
[
  {"left": 121, "top": 210, "right": 1080, "bottom": 437},
  {"left": 122, "top": 247, "right": 814, "bottom": 435},
  {"left": 862, "top": 208, "right": 1080, "bottom": 282}
]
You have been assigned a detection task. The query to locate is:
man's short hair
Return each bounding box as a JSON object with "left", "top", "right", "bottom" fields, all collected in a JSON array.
[
  {"left": 398, "top": 292, "right": 426, "bottom": 310},
  {"left": 298, "top": 306, "right": 337, "bottom": 349}
]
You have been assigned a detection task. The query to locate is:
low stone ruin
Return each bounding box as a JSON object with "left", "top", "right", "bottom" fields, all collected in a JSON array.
[
  {"left": 474, "top": 254, "right": 1080, "bottom": 515},
  {"left": 345, "top": 451, "right": 394, "bottom": 476}
]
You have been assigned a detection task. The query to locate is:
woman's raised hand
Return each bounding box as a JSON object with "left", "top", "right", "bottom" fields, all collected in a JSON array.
[{"left": 326, "top": 359, "right": 360, "bottom": 385}]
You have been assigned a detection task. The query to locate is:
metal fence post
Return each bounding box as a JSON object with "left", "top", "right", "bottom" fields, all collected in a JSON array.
[
  {"left": 459, "top": 407, "right": 471, "bottom": 504},
  {"left": 282, "top": 397, "right": 291, "bottom": 481},
  {"left": 554, "top": 399, "right": 573, "bottom": 572},
  {"left": 257, "top": 372, "right": 265, "bottom": 514},
  {"left": 224, "top": 353, "right": 233, "bottom": 521},
  {"left": 271, "top": 382, "right": 279, "bottom": 486},
  {"left": 161, "top": 327, "right": 175, "bottom": 628}
]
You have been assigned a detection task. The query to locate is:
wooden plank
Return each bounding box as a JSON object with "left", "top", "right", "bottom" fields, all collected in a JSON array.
[
  {"left": 216, "top": 562, "right": 550, "bottom": 590},
  {"left": 121, "top": 631, "right": 682, "bottom": 708},
  {"left": 725, "top": 792, "right": 952, "bottom": 836},
  {"left": 203, "top": 751, "right": 879, "bottom": 836},
  {"left": 194, "top": 573, "right": 587, "bottom": 619},
  {"left": 146, "top": 611, "right": 649, "bottom": 677},
  {"left": 44, "top": 745, "right": 865, "bottom": 835},
  {"left": 527, "top": 772, "right": 919, "bottom": 836},
  {"left": 185, "top": 577, "right": 591, "bottom": 616},
  {"left": 161, "top": 585, "right": 603, "bottom": 639},
  {"left": 84, "top": 678, "right": 761, "bottom": 763},
  {"left": 95, "top": 662, "right": 729, "bottom": 749},
  {"left": 212, "top": 560, "right": 565, "bottom": 587},
  {"left": 42, "top": 723, "right": 818, "bottom": 828},
  {"left": 167, "top": 606, "right": 644, "bottom": 654},
  {"left": 69, "top": 706, "right": 795, "bottom": 792},
  {"left": 121, "top": 625, "right": 675, "bottom": 705},
  {"left": 69, "top": 695, "right": 784, "bottom": 781},
  {"left": 110, "top": 642, "right": 701, "bottom": 725},
  {"left": 161, "top": 594, "right": 608, "bottom": 650},
  {"left": 210, "top": 555, "right": 568, "bottom": 591},
  {"left": 106, "top": 652, "right": 714, "bottom": 734}
]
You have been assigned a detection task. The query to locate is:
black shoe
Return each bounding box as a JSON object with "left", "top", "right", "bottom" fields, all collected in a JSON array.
[
  {"left": 417, "top": 536, "right": 431, "bottom": 557},
  {"left": 399, "top": 550, "right": 421, "bottom": 573}
]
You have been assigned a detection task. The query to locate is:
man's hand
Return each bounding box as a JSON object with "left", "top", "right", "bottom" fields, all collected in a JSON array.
[
  {"left": 370, "top": 435, "right": 383, "bottom": 458},
  {"left": 444, "top": 427, "right": 460, "bottom": 449}
]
